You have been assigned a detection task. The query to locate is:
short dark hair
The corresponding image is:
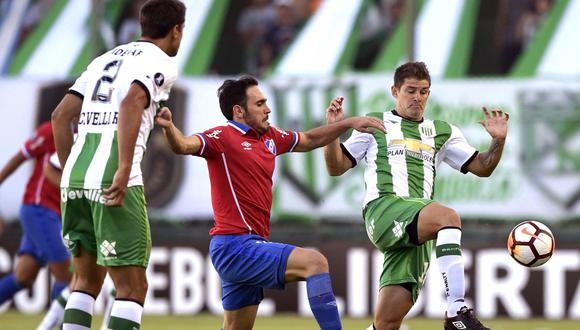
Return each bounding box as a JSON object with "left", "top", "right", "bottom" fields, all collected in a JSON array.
[
  {"left": 140, "top": 0, "right": 186, "bottom": 39},
  {"left": 394, "top": 62, "right": 431, "bottom": 89},
  {"left": 217, "top": 76, "right": 259, "bottom": 120}
]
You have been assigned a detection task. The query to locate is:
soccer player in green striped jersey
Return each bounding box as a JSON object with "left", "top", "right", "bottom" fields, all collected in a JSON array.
[
  {"left": 324, "top": 62, "right": 508, "bottom": 330},
  {"left": 51, "top": 1, "right": 186, "bottom": 329}
]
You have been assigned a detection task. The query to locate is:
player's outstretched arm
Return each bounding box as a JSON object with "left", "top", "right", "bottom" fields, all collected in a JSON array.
[
  {"left": 51, "top": 93, "right": 83, "bottom": 168},
  {"left": 0, "top": 151, "right": 26, "bottom": 185},
  {"left": 467, "top": 107, "right": 509, "bottom": 177},
  {"left": 155, "top": 107, "right": 201, "bottom": 155},
  {"left": 294, "top": 98, "right": 385, "bottom": 153}
]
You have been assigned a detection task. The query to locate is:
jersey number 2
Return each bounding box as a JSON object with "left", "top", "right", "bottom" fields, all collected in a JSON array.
[{"left": 91, "top": 60, "right": 123, "bottom": 103}]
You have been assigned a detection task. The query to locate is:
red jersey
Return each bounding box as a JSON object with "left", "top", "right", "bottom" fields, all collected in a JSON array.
[
  {"left": 194, "top": 121, "right": 300, "bottom": 238},
  {"left": 21, "top": 122, "right": 60, "bottom": 215}
]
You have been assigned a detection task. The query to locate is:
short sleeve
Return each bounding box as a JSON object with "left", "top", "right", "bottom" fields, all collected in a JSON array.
[
  {"left": 440, "top": 124, "right": 478, "bottom": 173},
  {"left": 192, "top": 127, "right": 225, "bottom": 158},
  {"left": 68, "top": 69, "right": 91, "bottom": 98},
  {"left": 49, "top": 152, "right": 61, "bottom": 170},
  {"left": 22, "top": 122, "right": 53, "bottom": 159},
  {"left": 269, "top": 126, "right": 299, "bottom": 156},
  {"left": 342, "top": 129, "right": 372, "bottom": 166},
  {"left": 133, "top": 58, "right": 178, "bottom": 109}
]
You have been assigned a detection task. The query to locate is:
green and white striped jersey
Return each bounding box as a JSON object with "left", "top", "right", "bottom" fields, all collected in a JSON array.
[
  {"left": 343, "top": 110, "right": 477, "bottom": 207},
  {"left": 61, "top": 41, "right": 177, "bottom": 189}
]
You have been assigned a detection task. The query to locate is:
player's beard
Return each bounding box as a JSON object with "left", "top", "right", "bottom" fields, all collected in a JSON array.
[{"left": 244, "top": 111, "right": 269, "bottom": 135}]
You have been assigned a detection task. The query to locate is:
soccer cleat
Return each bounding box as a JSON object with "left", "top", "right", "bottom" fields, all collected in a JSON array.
[{"left": 444, "top": 306, "right": 491, "bottom": 330}]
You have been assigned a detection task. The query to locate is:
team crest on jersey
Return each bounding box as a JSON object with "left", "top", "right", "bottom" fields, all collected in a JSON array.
[
  {"left": 154, "top": 72, "right": 164, "bottom": 86},
  {"left": 265, "top": 139, "right": 276, "bottom": 155},
  {"left": 419, "top": 122, "right": 436, "bottom": 138}
]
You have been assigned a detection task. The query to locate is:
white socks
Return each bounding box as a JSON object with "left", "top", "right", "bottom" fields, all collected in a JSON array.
[
  {"left": 435, "top": 227, "right": 466, "bottom": 316},
  {"left": 36, "top": 287, "right": 71, "bottom": 330},
  {"left": 62, "top": 291, "right": 95, "bottom": 330}
]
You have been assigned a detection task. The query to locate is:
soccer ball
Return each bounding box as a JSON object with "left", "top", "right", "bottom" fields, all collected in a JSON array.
[{"left": 507, "top": 220, "right": 555, "bottom": 267}]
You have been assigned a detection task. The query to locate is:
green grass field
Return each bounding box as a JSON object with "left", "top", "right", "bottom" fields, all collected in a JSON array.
[{"left": 0, "top": 311, "right": 578, "bottom": 329}]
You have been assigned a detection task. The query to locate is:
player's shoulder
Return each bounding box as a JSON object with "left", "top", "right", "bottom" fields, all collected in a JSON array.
[
  {"left": 202, "top": 125, "right": 228, "bottom": 137},
  {"left": 365, "top": 111, "right": 385, "bottom": 119},
  {"left": 269, "top": 125, "right": 293, "bottom": 137}
]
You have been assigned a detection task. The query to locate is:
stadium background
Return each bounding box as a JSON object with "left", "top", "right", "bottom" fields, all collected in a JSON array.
[{"left": 0, "top": 0, "right": 579, "bottom": 327}]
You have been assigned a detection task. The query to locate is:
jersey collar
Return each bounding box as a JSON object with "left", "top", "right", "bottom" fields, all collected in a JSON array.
[
  {"left": 227, "top": 120, "right": 251, "bottom": 134},
  {"left": 391, "top": 110, "right": 424, "bottom": 123}
]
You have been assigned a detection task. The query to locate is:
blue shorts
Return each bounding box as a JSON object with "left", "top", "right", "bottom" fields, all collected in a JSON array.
[
  {"left": 209, "top": 234, "right": 296, "bottom": 310},
  {"left": 17, "top": 204, "right": 70, "bottom": 265}
]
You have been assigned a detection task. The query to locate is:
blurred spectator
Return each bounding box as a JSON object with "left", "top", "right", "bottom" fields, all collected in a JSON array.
[
  {"left": 237, "top": 0, "right": 277, "bottom": 75},
  {"left": 354, "top": 0, "right": 404, "bottom": 70},
  {"left": 259, "top": 0, "right": 300, "bottom": 75},
  {"left": 17, "top": 0, "right": 55, "bottom": 47},
  {"left": 116, "top": 0, "right": 144, "bottom": 44},
  {"left": 292, "top": 0, "right": 321, "bottom": 22},
  {"left": 496, "top": 0, "right": 552, "bottom": 73},
  {"left": 516, "top": 0, "right": 551, "bottom": 49}
]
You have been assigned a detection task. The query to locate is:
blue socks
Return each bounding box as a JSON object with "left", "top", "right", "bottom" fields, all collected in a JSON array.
[
  {"left": 51, "top": 281, "right": 68, "bottom": 301},
  {"left": 306, "top": 273, "right": 341, "bottom": 330},
  {"left": 0, "top": 273, "right": 23, "bottom": 304}
]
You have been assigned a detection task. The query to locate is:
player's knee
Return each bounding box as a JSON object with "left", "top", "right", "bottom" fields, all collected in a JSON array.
[
  {"left": 14, "top": 272, "right": 36, "bottom": 288},
  {"left": 430, "top": 206, "right": 461, "bottom": 231},
  {"left": 306, "top": 250, "right": 329, "bottom": 275},
  {"left": 442, "top": 208, "right": 461, "bottom": 228}
]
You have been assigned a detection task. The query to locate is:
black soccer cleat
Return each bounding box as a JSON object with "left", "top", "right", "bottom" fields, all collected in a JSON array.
[{"left": 444, "top": 306, "right": 491, "bottom": 330}]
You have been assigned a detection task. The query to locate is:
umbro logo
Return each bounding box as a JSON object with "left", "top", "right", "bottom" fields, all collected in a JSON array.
[
  {"left": 392, "top": 221, "right": 403, "bottom": 238},
  {"left": 100, "top": 240, "right": 117, "bottom": 257},
  {"left": 241, "top": 141, "right": 252, "bottom": 150},
  {"left": 451, "top": 321, "right": 466, "bottom": 329}
]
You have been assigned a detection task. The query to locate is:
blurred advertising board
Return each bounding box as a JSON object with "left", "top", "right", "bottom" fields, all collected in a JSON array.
[
  {"left": 0, "top": 230, "right": 579, "bottom": 319},
  {"left": 0, "top": 76, "right": 579, "bottom": 222}
]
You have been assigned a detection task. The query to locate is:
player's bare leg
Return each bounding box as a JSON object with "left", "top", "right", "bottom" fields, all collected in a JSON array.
[
  {"left": 63, "top": 246, "right": 106, "bottom": 330},
  {"left": 285, "top": 247, "right": 342, "bottom": 330},
  {"left": 371, "top": 285, "right": 413, "bottom": 330},
  {"left": 14, "top": 254, "right": 41, "bottom": 287},
  {"left": 223, "top": 304, "right": 259, "bottom": 330},
  {"left": 106, "top": 266, "right": 147, "bottom": 329}
]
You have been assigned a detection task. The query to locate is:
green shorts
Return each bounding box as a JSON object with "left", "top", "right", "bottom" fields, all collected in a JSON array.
[
  {"left": 61, "top": 186, "right": 151, "bottom": 267},
  {"left": 363, "top": 195, "right": 434, "bottom": 302}
]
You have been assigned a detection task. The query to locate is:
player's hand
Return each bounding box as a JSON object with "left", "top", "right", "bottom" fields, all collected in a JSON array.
[
  {"left": 155, "top": 107, "right": 173, "bottom": 128},
  {"left": 103, "top": 170, "right": 130, "bottom": 207},
  {"left": 326, "top": 97, "right": 345, "bottom": 124},
  {"left": 479, "top": 107, "right": 509, "bottom": 139},
  {"left": 349, "top": 116, "right": 386, "bottom": 134}
]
